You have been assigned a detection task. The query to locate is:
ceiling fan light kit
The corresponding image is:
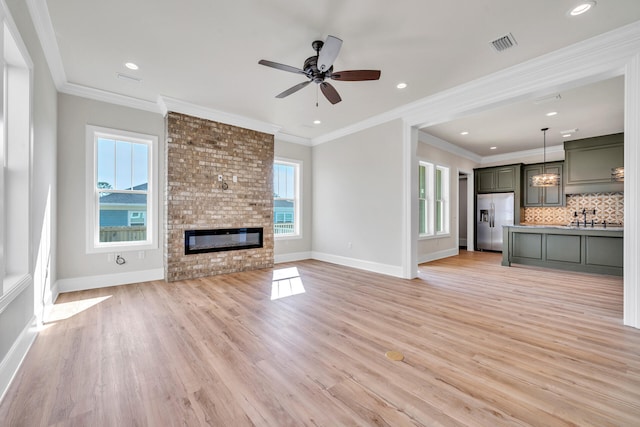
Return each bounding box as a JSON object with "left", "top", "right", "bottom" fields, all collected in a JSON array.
[{"left": 258, "top": 35, "right": 381, "bottom": 105}]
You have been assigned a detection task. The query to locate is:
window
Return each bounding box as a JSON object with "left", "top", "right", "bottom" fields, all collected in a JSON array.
[
  {"left": 2, "top": 22, "right": 31, "bottom": 295},
  {"left": 273, "top": 159, "right": 300, "bottom": 238},
  {"left": 418, "top": 162, "right": 434, "bottom": 236},
  {"left": 418, "top": 161, "right": 449, "bottom": 237},
  {"left": 86, "top": 126, "right": 158, "bottom": 253},
  {"left": 435, "top": 165, "right": 450, "bottom": 234}
]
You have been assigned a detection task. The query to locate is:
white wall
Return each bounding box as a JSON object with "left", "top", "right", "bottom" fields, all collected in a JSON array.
[
  {"left": 417, "top": 132, "right": 478, "bottom": 263},
  {"left": 274, "top": 139, "right": 312, "bottom": 262},
  {"left": 312, "top": 119, "right": 405, "bottom": 277},
  {"left": 1, "top": 0, "right": 57, "bottom": 400},
  {"left": 56, "top": 94, "right": 165, "bottom": 291}
]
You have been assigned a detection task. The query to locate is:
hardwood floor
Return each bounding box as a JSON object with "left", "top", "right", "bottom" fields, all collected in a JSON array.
[{"left": 1, "top": 251, "right": 639, "bottom": 426}]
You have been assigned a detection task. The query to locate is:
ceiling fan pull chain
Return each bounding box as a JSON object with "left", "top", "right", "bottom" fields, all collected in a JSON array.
[{"left": 316, "top": 85, "right": 319, "bottom": 107}]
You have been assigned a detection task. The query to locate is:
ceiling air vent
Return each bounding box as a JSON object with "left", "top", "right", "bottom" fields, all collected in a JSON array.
[{"left": 490, "top": 33, "right": 517, "bottom": 52}]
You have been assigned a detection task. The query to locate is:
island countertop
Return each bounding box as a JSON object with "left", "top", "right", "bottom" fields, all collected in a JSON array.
[{"left": 513, "top": 223, "right": 624, "bottom": 232}]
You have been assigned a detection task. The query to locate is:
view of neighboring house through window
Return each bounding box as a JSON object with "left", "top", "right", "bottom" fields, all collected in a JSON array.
[
  {"left": 419, "top": 161, "right": 449, "bottom": 237},
  {"left": 273, "top": 160, "right": 300, "bottom": 237},
  {"left": 86, "top": 126, "right": 158, "bottom": 253}
]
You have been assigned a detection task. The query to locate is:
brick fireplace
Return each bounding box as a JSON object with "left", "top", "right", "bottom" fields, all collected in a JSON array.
[{"left": 164, "top": 112, "right": 274, "bottom": 281}]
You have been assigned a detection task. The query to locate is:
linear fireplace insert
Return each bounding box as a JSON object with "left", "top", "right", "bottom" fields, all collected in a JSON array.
[{"left": 184, "top": 228, "right": 263, "bottom": 254}]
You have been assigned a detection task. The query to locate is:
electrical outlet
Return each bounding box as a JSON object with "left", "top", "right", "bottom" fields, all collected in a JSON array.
[{"left": 218, "top": 175, "right": 223, "bottom": 181}]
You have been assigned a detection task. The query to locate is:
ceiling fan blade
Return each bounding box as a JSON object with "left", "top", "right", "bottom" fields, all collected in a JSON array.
[
  {"left": 320, "top": 82, "right": 342, "bottom": 104},
  {"left": 258, "top": 59, "right": 305, "bottom": 75},
  {"left": 276, "top": 80, "right": 311, "bottom": 98},
  {"left": 331, "top": 70, "right": 381, "bottom": 81},
  {"left": 317, "top": 35, "right": 343, "bottom": 72}
]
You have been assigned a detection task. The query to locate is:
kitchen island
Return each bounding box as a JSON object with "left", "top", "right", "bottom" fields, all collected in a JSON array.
[{"left": 502, "top": 224, "right": 623, "bottom": 276}]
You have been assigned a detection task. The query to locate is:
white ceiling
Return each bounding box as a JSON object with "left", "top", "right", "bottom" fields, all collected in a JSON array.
[{"left": 40, "top": 0, "right": 640, "bottom": 151}]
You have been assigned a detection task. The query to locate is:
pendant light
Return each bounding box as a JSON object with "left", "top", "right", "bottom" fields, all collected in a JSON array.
[
  {"left": 611, "top": 167, "right": 624, "bottom": 182},
  {"left": 530, "top": 127, "right": 560, "bottom": 187}
]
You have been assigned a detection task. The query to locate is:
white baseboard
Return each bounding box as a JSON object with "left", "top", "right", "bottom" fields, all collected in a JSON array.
[
  {"left": 0, "top": 316, "right": 37, "bottom": 403},
  {"left": 274, "top": 251, "right": 312, "bottom": 264},
  {"left": 311, "top": 251, "right": 404, "bottom": 278},
  {"left": 56, "top": 268, "right": 165, "bottom": 293},
  {"left": 418, "top": 247, "right": 459, "bottom": 264}
]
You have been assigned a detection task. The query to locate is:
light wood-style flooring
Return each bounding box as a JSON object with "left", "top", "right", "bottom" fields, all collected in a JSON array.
[{"left": 1, "top": 251, "right": 639, "bottom": 426}]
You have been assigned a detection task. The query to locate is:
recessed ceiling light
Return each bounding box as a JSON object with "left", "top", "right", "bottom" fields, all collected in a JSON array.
[
  {"left": 569, "top": 1, "right": 596, "bottom": 16},
  {"left": 490, "top": 146, "right": 497, "bottom": 150},
  {"left": 313, "top": 120, "right": 321, "bottom": 125},
  {"left": 460, "top": 131, "right": 469, "bottom": 135},
  {"left": 546, "top": 111, "right": 558, "bottom": 117},
  {"left": 562, "top": 134, "right": 572, "bottom": 138},
  {"left": 125, "top": 62, "right": 139, "bottom": 70},
  {"left": 396, "top": 83, "right": 407, "bottom": 89}
]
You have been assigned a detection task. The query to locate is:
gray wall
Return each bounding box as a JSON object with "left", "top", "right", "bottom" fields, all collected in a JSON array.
[
  {"left": 417, "top": 133, "right": 478, "bottom": 262},
  {"left": 312, "top": 120, "right": 404, "bottom": 272},
  {"left": 57, "top": 94, "right": 164, "bottom": 281},
  {"left": 274, "top": 139, "right": 312, "bottom": 260}
]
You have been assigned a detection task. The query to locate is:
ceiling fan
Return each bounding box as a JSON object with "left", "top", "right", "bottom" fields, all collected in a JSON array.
[{"left": 258, "top": 35, "right": 381, "bottom": 105}]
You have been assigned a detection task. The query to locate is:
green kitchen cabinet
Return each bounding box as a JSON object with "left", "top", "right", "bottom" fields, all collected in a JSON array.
[
  {"left": 523, "top": 162, "right": 565, "bottom": 206},
  {"left": 475, "top": 164, "right": 521, "bottom": 193},
  {"left": 564, "top": 133, "right": 624, "bottom": 194},
  {"left": 503, "top": 225, "right": 623, "bottom": 276}
]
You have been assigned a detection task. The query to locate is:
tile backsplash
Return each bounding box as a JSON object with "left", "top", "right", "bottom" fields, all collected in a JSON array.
[{"left": 523, "top": 192, "right": 624, "bottom": 225}]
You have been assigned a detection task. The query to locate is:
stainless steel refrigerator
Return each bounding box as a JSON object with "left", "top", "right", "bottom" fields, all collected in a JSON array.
[{"left": 477, "top": 192, "right": 514, "bottom": 251}]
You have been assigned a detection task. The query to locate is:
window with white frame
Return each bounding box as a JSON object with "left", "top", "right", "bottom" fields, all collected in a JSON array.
[
  {"left": 1, "top": 22, "right": 32, "bottom": 295},
  {"left": 273, "top": 159, "right": 300, "bottom": 237},
  {"left": 86, "top": 126, "right": 158, "bottom": 253},
  {"left": 418, "top": 162, "right": 434, "bottom": 236},
  {"left": 419, "top": 161, "right": 449, "bottom": 237},
  {"left": 435, "top": 165, "right": 450, "bottom": 234}
]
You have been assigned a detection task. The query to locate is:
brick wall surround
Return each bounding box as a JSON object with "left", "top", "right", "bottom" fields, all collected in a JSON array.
[{"left": 165, "top": 112, "right": 274, "bottom": 282}]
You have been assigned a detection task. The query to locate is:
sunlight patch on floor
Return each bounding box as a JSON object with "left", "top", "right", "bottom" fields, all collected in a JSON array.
[
  {"left": 271, "top": 267, "right": 306, "bottom": 300},
  {"left": 44, "top": 295, "right": 112, "bottom": 325}
]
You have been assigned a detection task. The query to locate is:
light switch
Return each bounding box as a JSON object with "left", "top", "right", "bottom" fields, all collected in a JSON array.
[{"left": 233, "top": 176, "right": 237, "bottom": 183}]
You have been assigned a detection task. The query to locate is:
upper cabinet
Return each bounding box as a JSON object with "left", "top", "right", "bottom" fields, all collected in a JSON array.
[
  {"left": 476, "top": 164, "right": 521, "bottom": 193},
  {"left": 475, "top": 164, "right": 522, "bottom": 225},
  {"left": 523, "top": 162, "right": 565, "bottom": 207},
  {"left": 564, "top": 133, "right": 624, "bottom": 194}
]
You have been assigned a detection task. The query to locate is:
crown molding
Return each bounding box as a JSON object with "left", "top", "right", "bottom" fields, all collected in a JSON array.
[
  {"left": 479, "top": 144, "right": 564, "bottom": 166},
  {"left": 59, "top": 82, "right": 162, "bottom": 113},
  {"left": 418, "top": 130, "right": 482, "bottom": 163},
  {"left": 26, "top": 0, "right": 65, "bottom": 87},
  {"left": 26, "top": 0, "right": 640, "bottom": 149},
  {"left": 158, "top": 96, "right": 281, "bottom": 135},
  {"left": 275, "top": 132, "right": 312, "bottom": 146},
  {"left": 314, "top": 20, "right": 640, "bottom": 146}
]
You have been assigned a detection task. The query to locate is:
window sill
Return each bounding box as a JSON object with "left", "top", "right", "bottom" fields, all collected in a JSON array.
[
  {"left": 275, "top": 234, "right": 302, "bottom": 241},
  {"left": 1, "top": 274, "right": 32, "bottom": 312},
  {"left": 87, "top": 240, "right": 158, "bottom": 254},
  {"left": 419, "top": 233, "right": 451, "bottom": 241}
]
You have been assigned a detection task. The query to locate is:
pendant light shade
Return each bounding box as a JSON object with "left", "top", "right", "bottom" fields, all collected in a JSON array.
[
  {"left": 530, "top": 127, "right": 560, "bottom": 187},
  {"left": 611, "top": 167, "right": 624, "bottom": 182}
]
